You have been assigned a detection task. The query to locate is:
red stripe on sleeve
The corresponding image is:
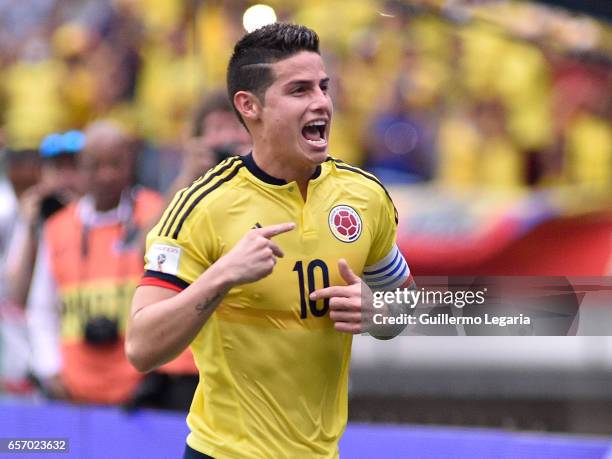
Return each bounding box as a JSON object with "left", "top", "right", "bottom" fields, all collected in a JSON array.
[{"left": 139, "top": 277, "right": 185, "bottom": 292}]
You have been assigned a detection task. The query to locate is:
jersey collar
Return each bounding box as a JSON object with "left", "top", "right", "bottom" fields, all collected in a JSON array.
[{"left": 241, "top": 152, "right": 323, "bottom": 186}]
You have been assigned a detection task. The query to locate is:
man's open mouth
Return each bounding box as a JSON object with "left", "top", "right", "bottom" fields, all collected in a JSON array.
[{"left": 301, "top": 120, "right": 327, "bottom": 146}]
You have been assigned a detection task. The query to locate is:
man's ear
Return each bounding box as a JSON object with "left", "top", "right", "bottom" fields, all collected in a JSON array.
[{"left": 234, "top": 91, "right": 261, "bottom": 123}]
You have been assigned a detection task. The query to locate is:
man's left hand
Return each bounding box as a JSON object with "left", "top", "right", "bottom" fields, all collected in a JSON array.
[{"left": 310, "top": 259, "right": 374, "bottom": 334}]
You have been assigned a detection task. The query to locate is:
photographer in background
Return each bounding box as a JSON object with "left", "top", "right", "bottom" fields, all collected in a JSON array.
[
  {"left": 26, "top": 120, "right": 162, "bottom": 403},
  {"left": 5, "top": 132, "right": 82, "bottom": 309},
  {"left": 165, "top": 89, "right": 251, "bottom": 201}
]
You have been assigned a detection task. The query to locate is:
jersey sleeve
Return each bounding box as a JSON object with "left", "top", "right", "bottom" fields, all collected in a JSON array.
[
  {"left": 140, "top": 196, "right": 219, "bottom": 292},
  {"left": 363, "top": 191, "right": 411, "bottom": 291}
]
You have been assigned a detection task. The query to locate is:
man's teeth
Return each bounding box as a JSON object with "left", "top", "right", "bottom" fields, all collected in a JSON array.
[
  {"left": 305, "top": 137, "right": 326, "bottom": 145},
  {"left": 305, "top": 120, "right": 326, "bottom": 127}
]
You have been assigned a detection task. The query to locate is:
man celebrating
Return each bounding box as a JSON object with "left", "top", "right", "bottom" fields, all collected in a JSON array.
[{"left": 127, "top": 23, "right": 412, "bottom": 458}]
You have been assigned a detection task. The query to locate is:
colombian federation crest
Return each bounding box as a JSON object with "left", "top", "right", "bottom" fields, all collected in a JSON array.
[{"left": 329, "top": 205, "right": 362, "bottom": 243}]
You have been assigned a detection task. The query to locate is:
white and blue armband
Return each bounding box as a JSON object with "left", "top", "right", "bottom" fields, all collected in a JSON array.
[{"left": 363, "top": 244, "right": 412, "bottom": 291}]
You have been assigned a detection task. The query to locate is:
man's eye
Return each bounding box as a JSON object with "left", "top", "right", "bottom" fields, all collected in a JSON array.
[
  {"left": 321, "top": 85, "right": 329, "bottom": 93},
  {"left": 292, "top": 87, "right": 306, "bottom": 94}
]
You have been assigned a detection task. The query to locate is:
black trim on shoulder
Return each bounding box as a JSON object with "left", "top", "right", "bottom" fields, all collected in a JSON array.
[
  {"left": 241, "top": 152, "right": 322, "bottom": 185},
  {"left": 143, "top": 270, "right": 190, "bottom": 290},
  {"left": 160, "top": 157, "right": 242, "bottom": 237},
  {"left": 171, "top": 162, "right": 244, "bottom": 239},
  {"left": 330, "top": 158, "right": 399, "bottom": 224},
  {"left": 159, "top": 188, "right": 188, "bottom": 237}
]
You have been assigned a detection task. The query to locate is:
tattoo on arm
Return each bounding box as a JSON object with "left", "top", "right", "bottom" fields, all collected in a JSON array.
[{"left": 194, "top": 292, "right": 223, "bottom": 316}]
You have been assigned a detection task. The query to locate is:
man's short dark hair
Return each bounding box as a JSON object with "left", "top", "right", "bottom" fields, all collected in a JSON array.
[{"left": 227, "top": 23, "right": 320, "bottom": 126}]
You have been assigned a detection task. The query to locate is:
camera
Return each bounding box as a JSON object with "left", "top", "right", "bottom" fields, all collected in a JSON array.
[
  {"left": 40, "top": 193, "right": 67, "bottom": 221},
  {"left": 84, "top": 316, "right": 119, "bottom": 346},
  {"left": 212, "top": 143, "right": 238, "bottom": 164}
]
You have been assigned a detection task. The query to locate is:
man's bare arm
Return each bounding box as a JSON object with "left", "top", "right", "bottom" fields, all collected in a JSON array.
[{"left": 126, "top": 264, "right": 232, "bottom": 373}]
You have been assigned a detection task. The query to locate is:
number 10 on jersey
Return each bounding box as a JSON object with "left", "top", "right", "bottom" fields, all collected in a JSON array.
[{"left": 293, "top": 260, "right": 330, "bottom": 319}]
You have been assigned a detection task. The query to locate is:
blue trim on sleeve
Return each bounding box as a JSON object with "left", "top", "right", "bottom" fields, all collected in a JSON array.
[
  {"left": 364, "top": 253, "right": 405, "bottom": 284},
  {"left": 374, "top": 265, "right": 409, "bottom": 290},
  {"left": 363, "top": 249, "right": 399, "bottom": 276}
]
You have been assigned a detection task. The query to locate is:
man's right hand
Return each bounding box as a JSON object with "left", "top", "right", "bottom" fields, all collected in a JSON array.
[{"left": 216, "top": 222, "right": 296, "bottom": 285}]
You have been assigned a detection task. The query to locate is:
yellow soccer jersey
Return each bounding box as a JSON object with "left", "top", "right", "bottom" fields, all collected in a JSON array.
[{"left": 141, "top": 153, "right": 410, "bottom": 458}]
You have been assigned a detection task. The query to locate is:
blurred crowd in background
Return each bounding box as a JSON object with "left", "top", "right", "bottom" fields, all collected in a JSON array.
[
  {"left": 0, "top": 0, "right": 610, "bottom": 410},
  {"left": 0, "top": 0, "right": 610, "bottom": 190}
]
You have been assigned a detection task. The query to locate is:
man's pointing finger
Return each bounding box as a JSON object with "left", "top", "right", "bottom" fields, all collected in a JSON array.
[{"left": 258, "top": 222, "right": 296, "bottom": 239}]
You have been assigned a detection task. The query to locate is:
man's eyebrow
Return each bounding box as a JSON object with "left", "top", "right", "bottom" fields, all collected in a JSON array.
[{"left": 285, "top": 77, "right": 330, "bottom": 87}]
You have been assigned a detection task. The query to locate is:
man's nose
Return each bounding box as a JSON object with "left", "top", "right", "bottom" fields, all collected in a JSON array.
[{"left": 310, "top": 87, "right": 331, "bottom": 113}]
